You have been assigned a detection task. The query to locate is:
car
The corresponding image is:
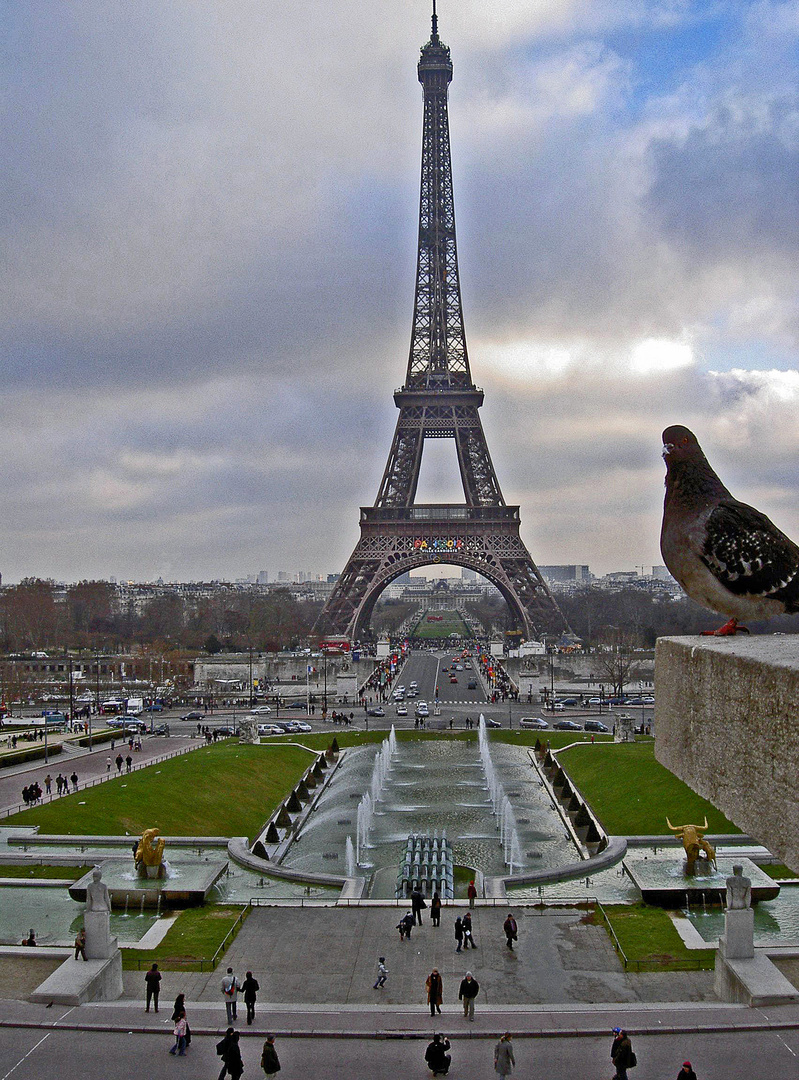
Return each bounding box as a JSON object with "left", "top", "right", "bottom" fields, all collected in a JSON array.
[
  {"left": 396, "top": 704, "right": 408, "bottom": 716},
  {"left": 415, "top": 701, "right": 429, "bottom": 717},
  {"left": 467, "top": 680, "right": 477, "bottom": 690},
  {"left": 484, "top": 717, "right": 501, "bottom": 728},
  {"left": 291, "top": 721, "right": 313, "bottom": 733},
  {"left": 107, "top": 717, "right": 146, "bottom": 732},
  {"left": 366, "top": 706, "right": 385, "bottom": 717},
  {"left": 270, "top": 721, "right": 294, "bottom": 732},
  {"left": 449, "top": 676, "right": 458, "bottom": 684},
  {"left": 216, "top": 726, "right": 237, "bottom": 737},
  {"left": 396, "top": 685, "right": 406, "bottom": 694},
  {"left": 251, "top": 705, "right": 272, "bottom": 715},
  {"left": 286, "top": 701, "right": 309, "bottom": 710},
  {"left": 559, "top": 698, "right": 579, "bottom": 707},
  {"left": 442, "top": 667, "right": 449, "bottom": 672},
  {"left": 406, "top": 688, "right": 419, "bottom": 698},
  {"left": 584, "top": 719, "right": 609, "bottom": 733},
  {"left": 553, "top": 719, "right": 582, "bottom": 731},
  {"left": 258, "top": 724, "right": 284, "bottom": 735},
  {"left": 152, "top": 723, "right": 170, "bottom": 736},
  {"left": 548, "top": 702, "right": 564, "bottom": 711},
  {"left": 181, "top": 711, "right": 205, "bottom": 722},
  {"left": 520, "top": 717, "right": 548, "bottom": 729},
  {"left": 144, "top": 703, "right": 164, "bottom": 712},
  {"left": 587, "top": 697, "right": 602, "bottom": 706},
  {"left": 455, "top": 664, "right": 464, "bottom": 671},
  {"left": 408, "top": 682, "right": 417, "bottom": 690}
]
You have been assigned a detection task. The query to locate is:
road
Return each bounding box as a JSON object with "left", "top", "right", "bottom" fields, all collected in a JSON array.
[{"left": 0, "top": 1023, "right": 796, "bottom": 1080}]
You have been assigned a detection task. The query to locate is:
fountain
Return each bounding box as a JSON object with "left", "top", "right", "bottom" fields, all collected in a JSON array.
[
  {"left": 345, "top": 836, "right": 356, "bottom": 878},
  {"left": 356, "top": 793, "right": 374, "bottom": 866}
]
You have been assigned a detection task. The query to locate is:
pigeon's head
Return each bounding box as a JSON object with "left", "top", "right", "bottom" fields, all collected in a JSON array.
[{"left": 662, "top": 425, "right": 702, "bottom": 465}]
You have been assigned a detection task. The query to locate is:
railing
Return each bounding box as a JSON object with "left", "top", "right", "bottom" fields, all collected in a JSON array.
[
  {"left": 594, "top": 901, "right": 712, "bottom": 971},
  {"left": 125, "top": 903, "right": 252, "bottom": 973},
  {"left": 249, "top": 895, "right": 598, "bottom": 910},
  {"left": 211, "top": 902, "right": 252, "bottom": 967},
  {"left": 0, "top": 739, "right": 205, "bottom": 820}
]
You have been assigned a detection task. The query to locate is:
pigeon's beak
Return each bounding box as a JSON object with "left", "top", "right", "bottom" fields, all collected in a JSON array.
[{"left": 662, "top": 441, "right": 674, "bottom": 459}]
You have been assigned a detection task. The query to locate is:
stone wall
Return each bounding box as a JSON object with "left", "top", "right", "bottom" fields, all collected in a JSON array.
[{"left": 655, "top": 636, "right": 799, "bottom": 872}]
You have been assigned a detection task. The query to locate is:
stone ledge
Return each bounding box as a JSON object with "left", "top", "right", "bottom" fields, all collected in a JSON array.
[{"left": 29, "top": 952, "right": 123, "bottom": 1005}]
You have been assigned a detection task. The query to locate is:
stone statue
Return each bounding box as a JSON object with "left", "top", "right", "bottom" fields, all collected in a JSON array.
[
  {"left": 85, "top": 867, "right": 111, "bottom": 912},
  {"left": 238, "top": 715, "right": 259, "bottom": 745},
  {"left": 134, "top": 828, "right": 167, "bottom": 879},
  {"left": 666, "top": 816, "right": 717, "bottom": 876},
  {"left": 726, "top": 864, "right": 752, "bottom": 910}
]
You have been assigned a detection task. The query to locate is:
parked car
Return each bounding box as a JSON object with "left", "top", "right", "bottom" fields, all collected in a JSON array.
[
  {"left": 396, "top": 704, "right": 408, "bottom": 716},
  {"left": 181, "top": 711, "right": 204, "bottom": 722},
  {"left": 484, "top": 717, "right": 501, "bottom": 728},
  {"left": 215, "top": 726, "right": 237, "bottom": 736},
  {"left": 520, "top": 717, "right": 548, "bottom": 729},
  {"left": 553, "top": 719, "right": 582, "bottom": 731},
  {"left": 291, "top": 721, "right": 313, "bottom": 733},
  {"left": 584, "top": 719, "right": 609, "bottom": 733},
  {"left": 559, "top": 698, "right": 579, "bottom": 707},
  {"left": 251, "top": 705, "right": 273, "bottom": 715},
  {"left": 366, "top": 706, "right": 385, "bottom": 717},
  {"left": 258, "top": 724, "right": 284, "bottom": 736},
  {"left": 152, "top": 724, "right": 170, "bottom": 736},
  {"left": 286, "top": 701, "right": 309, "bottom": 711},
  {"left": 144, "top": 703, "right": 164, "bottom": 712}
]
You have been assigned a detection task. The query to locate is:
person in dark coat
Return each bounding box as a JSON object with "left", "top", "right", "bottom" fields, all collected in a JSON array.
[
  {"left": 424, "top": 1033, "right": 451, "bottom": 1075},
  {"left": 677, "top": 1063, "right": 697, "bottom": 1080},
  {"left": 261, "top": 1034, "right": 281, "bottom": 1077},
  {"left": 411, "top": 887, "right": 426, "bottom": 925},
  {"left": 171, "top": 993, "right": 186, "bottom": 1021},
  {"left": 503, "top": 913, "right": 518, "bottom": 950},
  {"left": 402, "top": 910, "right": 415, "bottom": 939},
  {"left": 425, "top": 968, "right": 443, "bottom": 1016},
  {"left": 217, "top": 1029, "right": 243, "bottom": 1080},
  {"left": 241, "top": 970, "right": 260, "bottom": 1025},
  {"left": 612, "top": 1030, "right": 635, "bottom": 1080},
  {"left": 462, "top": 911, "right": 476, "bottom": 948},
  {"left": 430, "top": 891, "right": 442, "bottom": 927},
  {"left": 144, "top": 962, "right": 161, "bottom": 1012},
  {"left": 454, "top": 916, "right": 464, "bottom": 952},
  {"left": 458, "top": 971, "right": 479, "bottom": 1020}
]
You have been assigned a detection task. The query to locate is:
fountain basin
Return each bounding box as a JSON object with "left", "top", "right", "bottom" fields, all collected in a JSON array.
[
  {"left": 69, "top": 859, "right": 228, "bottom": 908},
  {"left": 624, "top": 856, "right": 780, "bottom": 906}
]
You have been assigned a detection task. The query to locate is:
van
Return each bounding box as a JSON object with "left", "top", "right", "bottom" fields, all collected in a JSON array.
[{"left": 584, "top": 719, "right": 609, "bottom": 733}]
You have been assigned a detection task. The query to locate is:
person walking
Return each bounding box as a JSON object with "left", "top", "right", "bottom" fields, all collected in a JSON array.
[
  {"left": 425, "top": 968, "right": 443, "bottom": 1016},
  {"left": 424, "top": 1033, "right": 451, "bottom": 1076},
  {"left": 494, "top": 1032, "right": 515, "bottom": 1077},
  {"left": 462, "top": 911, "right": 476, "bottom": 949},
  {"left": 171, "top": 993, "right": 186, "bottom": 1022},
  {"left": 261, "top": 1033, "right": 281, "bottom": 1077},
  {"left": 70, "top": 771, "right": 78, "bottom": 791},
  {"left": 458, "top": 971, "right": 479, "bottom": 1020},
  {"left": 221, "top": 967, "right": 240, "bottom": 1023},
  {"left": 74, "top": 928, "right": 87, "bottom": 961},
  {"left": 454, "top": 915, "right": 464, "bottom": 952},
  {"left": 611, "top": 1029, "right": 636, "bottom": 1080},
  {"left": 115, "top": 753, "right": 123, "bottom": 773},
  {"left": 145, "top": 962, "right": 162, "bottom": 1012},
  {"left": 430, "top": 891, "right": 441, "bottom": 927},
  {"left": 401, "top": 910, "right": 415, "bottom": 939},
  {"left": 106, "top": 756, "right": 112, "bottom": 773},
  {"left": 169, "top": 1014, "right": 188, "bottom": 1056},
  {"left": 241, "top": 970, "right": 260, "bottom": 1025},
  {"left": 44, "top": 774, "right": 52, "bottom": 795},
  {"left": 217, "top": 1028, "right": 243, "bottom": 1080},
  {"left": 411, "top": 887, "right": 426, "bottom": 925},
  {"left": 503, "top": 912, "right": 518, "bottom": 950},
  {"left": 467, "top": 880, "right": 477, "bottom": 908},
  {"left": 373, "top": 957, "right": 388, "bottom": 989},
  {"left": 677, "top": 1063, "right": 697, "bottom": 1080}
]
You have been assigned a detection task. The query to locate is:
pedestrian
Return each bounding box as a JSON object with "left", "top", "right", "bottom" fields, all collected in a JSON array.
[
  {"left": 261, "top": 1033, "right": 281, "bottom": 1077},
  {"left": 462, "top": 911, "right": 476, "bottom": 948},
  {"left": 145, "top": 962, "right": 162, "bottom": 1012},
  {"left": 44, "top": 774, "right": 52, "bottom": 795},
  {"left": 411, "top": 886, "right": 426, "bottom": 925},
  {"left": 221, "top": 966, "right": 240, "bottom": 1023},
  {"left": 373, "top": 957, "right": 388, "bottom": 989},
  {"left": 106, "top": 756, "right": 112, "bottom": 772},
  {"left": 467, "top": 880, "right": 477, "bottom": 908},
  {"left": 56, "top": 773, "right": 64, "bottom": 795},
  {"left": 424, "top": 1033, "right": 451, "bottom": 1076},
  {"left": 241, "top": 969, "right": 260, "bottom": 1025},
  {"left": 126, "top": 754, "right": 133, "bottom": 772},
  {"left": 426, "top": 968, "right": 443, "bottom": 1016},
  {"left": 430, "top": 891, "right": 441, "bottom": 927},
  {"left": 217, "top": 1028, "right": 243, "bottom": 1080},
  {"left": 503, "top": 912, "right": 518, "bottom": 950},
  {"left": 24, "top": 929, "right": 36, "bottom": 946},
  {"left": 611, "top": 1029, "right": 636, "bottom": 1080},
  {"left": 677, "top": 1063, "right": 697, "bottom": 1080},
  {"left": 70, "top": 771, "right": 78, "bottom": 791},
  {"left": 115, "top": 753, "right": 123, "bottom": 773},
  {"left": 169, "top": 1014, "right": 188, "bottom": 1056},
  {"left": 494, "top": 1032, "right": 515, "bottom": 1077},
  {"left": 458, "top": 971, "right": 479, "bottom": 1020},
  {"left": 74, "top": 928, "right": 87, "bottom": 961},
  {"left": 454, "top": 915, "right": 464, "bottom": 952},
  {"left": 171, "top": 993, "right": 186, "bottom": 1022}
]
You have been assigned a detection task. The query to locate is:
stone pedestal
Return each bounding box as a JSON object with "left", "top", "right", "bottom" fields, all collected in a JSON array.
[
  {"left": 84, "top": 909, "right": 117, "bottom": 960},
  {"left": 719, "top": 907, "right": 754, "bottom": 960}
]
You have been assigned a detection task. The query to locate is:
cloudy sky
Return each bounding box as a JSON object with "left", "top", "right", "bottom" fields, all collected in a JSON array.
[{"left": 2, "top": 0, "right": 798, "bottom": 584}]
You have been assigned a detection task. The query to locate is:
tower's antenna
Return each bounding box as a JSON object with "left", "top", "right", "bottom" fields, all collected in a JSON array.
[{"left": 431, "top": 0, "right": 438, "bottom": 41}]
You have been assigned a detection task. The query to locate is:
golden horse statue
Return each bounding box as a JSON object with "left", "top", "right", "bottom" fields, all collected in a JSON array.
[
  {"left": 666, "top": 817, "right": 716, "bottom": 876},
  {"left": 134, "top": 828, "right": 167, "bottom": 878}
]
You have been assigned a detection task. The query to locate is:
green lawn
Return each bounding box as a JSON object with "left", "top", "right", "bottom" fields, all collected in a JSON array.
[
  {"left": 0, "top": 864, "right": 91, "bottom": 880},
  {"left": 558, "top": 741, "right": 739, "bottom": 836},
  {"left": 411, "top": 609, "right": 472, "bottom": 640},
  {"left": 5, "top": 743, "right": 314, "bottom": 838},
  {"left": 596, "top": 903, "right": 715, "bottom": 970},
  {"left": 121, "top": 904, "right": 247, "bottom": 970}
]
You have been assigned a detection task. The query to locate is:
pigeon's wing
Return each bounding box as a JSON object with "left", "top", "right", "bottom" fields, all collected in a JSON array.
[{"left": 701, "top": 500, "right": 799, "bottom": 603}]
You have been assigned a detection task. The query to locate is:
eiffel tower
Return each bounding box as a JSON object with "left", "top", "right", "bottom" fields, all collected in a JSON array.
[{"left": 318, "top": 4, "right": 568, "bottom": 642}]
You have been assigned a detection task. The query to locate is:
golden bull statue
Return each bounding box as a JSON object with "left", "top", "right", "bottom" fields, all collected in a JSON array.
[
  {"left": 134, "top": 828, "right": 167, "bottom": 879},
  {"left": 666, "top": 817, "right": 716, "bottom": 876}
]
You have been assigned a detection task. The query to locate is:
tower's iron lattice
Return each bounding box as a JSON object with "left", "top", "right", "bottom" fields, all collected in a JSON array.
[{"left": 317, "top": 6, "right": 568, "bottom": 642}]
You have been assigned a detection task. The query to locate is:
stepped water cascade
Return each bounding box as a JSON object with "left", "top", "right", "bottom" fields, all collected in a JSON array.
[
  {"left": 356, "top": 793, "right": 373, "bottom": 866},
  {"left": 357, "top": 731, "right": 398, "bottom": 866},
  {"left": 345, "top": 835, "right": 356, "bottom": 878}
]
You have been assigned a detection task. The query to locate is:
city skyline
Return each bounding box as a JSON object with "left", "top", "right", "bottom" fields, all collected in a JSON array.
[{"left": 3, "top": 2, "right": 798, "bottom": 585}]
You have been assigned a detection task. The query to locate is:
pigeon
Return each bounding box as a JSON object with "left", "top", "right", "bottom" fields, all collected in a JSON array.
[{"left": 660, "top": 424, "right": 799, "bottom": 635}]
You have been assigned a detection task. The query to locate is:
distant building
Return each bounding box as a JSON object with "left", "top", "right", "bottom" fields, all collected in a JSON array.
[
  {"left": 257, "top": 570, "right": 269, "bottom": 585},
  {"left": 539, "top": 565, "right": 591, "bottom": 584}
]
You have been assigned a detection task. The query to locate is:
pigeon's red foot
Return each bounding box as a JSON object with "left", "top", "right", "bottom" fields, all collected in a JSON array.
[{"left": 701, "top": 619, "right": 750, "bottom": 636}]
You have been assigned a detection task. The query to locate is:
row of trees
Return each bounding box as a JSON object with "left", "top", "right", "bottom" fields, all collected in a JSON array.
[{"left": 0, "top": 579, "right": 322, "bottom": 655}]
